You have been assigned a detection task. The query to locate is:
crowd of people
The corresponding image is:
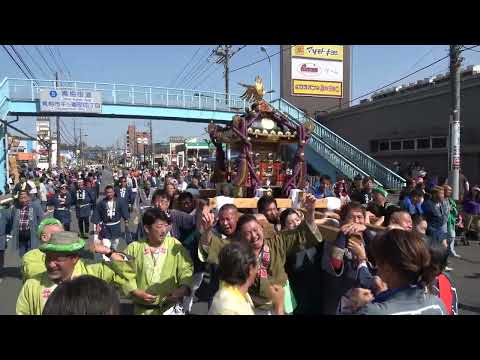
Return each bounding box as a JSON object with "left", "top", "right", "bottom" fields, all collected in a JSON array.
[{"left": 2, "top": 161, "right": 479, "bottom": 316}]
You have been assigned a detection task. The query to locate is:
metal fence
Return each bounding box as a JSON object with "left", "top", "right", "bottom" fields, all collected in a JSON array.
[
  {"left": 4, "top": 78, "right": 247, "bottom": 112},
  {"left": 271, "top": 98, "right": 406, "bottom": 190}
]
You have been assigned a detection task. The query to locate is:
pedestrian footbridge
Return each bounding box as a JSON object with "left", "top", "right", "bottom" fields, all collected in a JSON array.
[{"left": 0, "top": 77, "right": 405, "bottom": 193}]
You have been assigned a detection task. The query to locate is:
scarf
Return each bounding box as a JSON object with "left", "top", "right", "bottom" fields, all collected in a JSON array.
[{"left": 257, "top": 244, "right": 271, "bottom": 279}]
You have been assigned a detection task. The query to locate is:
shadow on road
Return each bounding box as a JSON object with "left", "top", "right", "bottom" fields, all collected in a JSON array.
[
  {"left": 456, "top": 258, "right": 480, "bottom": 265},
  {"left": 464, "top": 273, "right": 480, "bottom": 279},
  {"left": 459, "top": 303, "right": 480, "bottom": 314},
  {"left": 1, "top": 267, "right": 22, "bottom": 280}
]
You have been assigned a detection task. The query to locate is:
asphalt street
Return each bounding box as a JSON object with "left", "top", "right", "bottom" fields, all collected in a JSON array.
[{"left": 1, "top": 169, "right": 479, "bottom": 315}]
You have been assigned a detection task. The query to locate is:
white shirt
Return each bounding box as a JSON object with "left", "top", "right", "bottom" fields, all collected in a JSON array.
[
  {"left": 27, "top": 180, "right": 37, "bottom": 194},
  {"left": 107, "top": 200, "right": 116, "bottom": 219},
  {"left": 39, "top": 183, "right": 48, "bottom": 202},
  {"left": 178, "top": 181, "right": 188, "bottom": 191}
]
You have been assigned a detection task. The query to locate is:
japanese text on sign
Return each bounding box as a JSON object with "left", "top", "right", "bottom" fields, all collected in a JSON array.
[
  {"left": 40, "top": 89, "right": 102, "bottom": 113},
  {"left": 292, "top": 80, "right": 343, "bottom": 97},
  {"left": 291, "top": 45, "right": 344, "bottom": 98},
  {"left": 292, "top": 45, "right": 344, "bottom": 61}
]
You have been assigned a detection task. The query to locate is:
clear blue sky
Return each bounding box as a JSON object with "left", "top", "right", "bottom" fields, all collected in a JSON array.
[{"left": 2, "top": 45, "right": 480, "bottom": 146}]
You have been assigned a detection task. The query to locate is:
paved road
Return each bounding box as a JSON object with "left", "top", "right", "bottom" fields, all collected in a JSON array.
[
  {"left": 448, "top": 242, "right": 480, "bottom": 315},
  {"left": 1, "top": 169, "right": 479, "bottom": 315}
]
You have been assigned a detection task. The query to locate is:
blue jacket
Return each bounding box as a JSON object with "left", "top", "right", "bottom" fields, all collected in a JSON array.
[
  {"left": 401, "top": 196, "right": 424, "bottom": 216},
  {"left": 115, "top": 186, "right": 135, "bottom": 206},
  {"left": 422, "top": 199, "right": 448, "bottom": 239},
  {"left": 321, "top": 229, "right": 378, "bottom": 314},
  {"left": 91, "top": 197, "right": 129, "bottom": 240},
  {"left": 72, "top": 188, "right": 95, "bottom": 218},
  {"left": 48, "top": 192, "right": 73, "bottom": 224},
  {"left": 314, "top": 185, "right": 335, "bottom": 199}
]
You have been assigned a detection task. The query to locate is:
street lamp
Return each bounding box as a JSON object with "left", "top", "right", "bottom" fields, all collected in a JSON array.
[{"left": 260, "top": 46, "right": 273, "bottom": 102}]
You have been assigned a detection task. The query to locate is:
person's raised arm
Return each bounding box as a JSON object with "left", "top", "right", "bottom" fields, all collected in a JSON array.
[
  {"left": 304, "top": 193, "right": 317, "bottom": 226},
  {"left": 280, "top": 193, "right": 323, "bottom": 256},
  {"left": 198, "top": 205, "right": 215, "bottom": 248}
]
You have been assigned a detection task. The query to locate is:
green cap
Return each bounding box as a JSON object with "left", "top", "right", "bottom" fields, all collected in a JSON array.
[
  {"left": 372, "top": 186, "right": 388, "bottom": 198},
  {"left": 39, "top": 231, "right": 86, "bottom": 254},
  {"left": 37, "top": 217, "right": 63, "bottom": 238}
]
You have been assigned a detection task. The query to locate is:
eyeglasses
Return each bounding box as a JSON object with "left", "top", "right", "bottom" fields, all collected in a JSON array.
[{"left": 45, "top": 255, "right": 72, "bottom": 263}]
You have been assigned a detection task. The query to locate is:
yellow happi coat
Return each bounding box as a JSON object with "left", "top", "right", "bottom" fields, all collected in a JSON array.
[
  {"left": 21, "top": 248, "right": 100, "bottom": 282},
  {"left": 21, "top": 249, "right": 46, "bottom": 282},
  {"left": 16, "top": 259, "right": 136, "bottom": 315},
  {"left": 124, "top": 236, "right": 193, "bottom": 315}
]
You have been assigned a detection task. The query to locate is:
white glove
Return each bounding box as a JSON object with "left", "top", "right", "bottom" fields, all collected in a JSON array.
[{"left": 325, "top": 197, "right": 342, "bottom": 211}]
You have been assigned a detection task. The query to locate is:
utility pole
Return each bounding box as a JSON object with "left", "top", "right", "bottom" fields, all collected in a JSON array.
[
  {"left": 149, "top": 119, "right": 154, "bottom": 168},
  {"left": 47, "top": 117, "right": 52, "bottom": 169},
  {"left": 55, "top": 72, "right": 61, "bottom": 169},
  {"left": 134, "top": 125, "right": 138, "bottom": 167},
  {"left": 213, "top": 45, "right": 245, "bottom": 105},
  {"left": 224, "top": 46, "right": 230, "bottom": 105},
  {"left": 73, "top": 118, "right": 77, "bottom": 152},
  {"left": 448, "top": 45, "right": 463, "bottom": 201},
  {"left": 79, "top": 127, "right": 83, "bottom": 167}
]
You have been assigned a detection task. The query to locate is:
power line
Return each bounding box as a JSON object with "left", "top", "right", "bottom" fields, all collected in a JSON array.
[
  {"left": 60, "top": 130, "right": 74, "bottom": 146},
  {"left": 180, "top": 55, "right": 212, "bottom": 88},
  {"left": 462, "top": 47, "right": 480, "bottom": 53},
  {"left": 402, "top": 46, "right": 438, "bottom": 75},
  {"left": 320, "top": 44, "right": 480, "bottom": 114},
  {"left": 169, "top": 46, "right": 202, "bottom": 87},
  {"left": 191, "top": 46, "right": 248, "bottom": 90},
  {"left": 21, "top": 45, "right": 50, "bottom": 79},
  {"left": 59, "top": 122, "right": 74, "bottom": 146},
  {"left": 192, "top": 63, "right": 222, "bottom": 89},
  {"left": 178, "top": 47, "right": 212, "bottom": 88},
  {"left": 231, "top": 45, "right": 247, "bottom": 56},
  {"left": 176, "top": 49, "right": 208, "bottom": 87},
  {"left": 1, "top": 45, "right": 32, "bottom": 79},
  {"left": 328, "top": 55, "right": 450, "bottom": 112},
  {"left": 184, "top": 56, "right": 216, "bottom": 88},
  {"left": 60, "top": 119, "right": 75, "bottom": 141},
  {"left": 183, "top": 60, "right": 211, "bottom": 88},
  {"left": 190, "top": 62, "right": 216, "bottom": 88},
  {"left": 35, "top": 45, "right": 55, "bottom": 76},
  {"left": 54, "top": 46, "right": 72, "bottom": 79},
  {"left": 9, "top": 45, "right": 37, "bottom": 79},
  {"left": 229, "top": 45, "right": 295, "bottom": 74},
  {"left": 45, "top": 45, "right": 64, "bottom": 76},
  {"left": 189, "top": 45, "right": 247, "bottom": 90}
]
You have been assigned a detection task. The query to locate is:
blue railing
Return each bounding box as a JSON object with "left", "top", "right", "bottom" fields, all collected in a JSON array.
[
  {"left": 2, "top": 77, "right": 247, "bottom": 113},
  {"left": 271, "top": 98, "right": 406, "bottom": 190}
]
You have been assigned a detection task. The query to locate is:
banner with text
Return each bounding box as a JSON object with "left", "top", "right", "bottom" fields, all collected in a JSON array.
[
  {"left": 292, "top": 80, "right": 342, "bottom": 97},
  {"left": 291, "top": 45, "right": 344, "bottom": 98},
  {"left": 40, "top": 89, "right": 102, "bottom": 113}
]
